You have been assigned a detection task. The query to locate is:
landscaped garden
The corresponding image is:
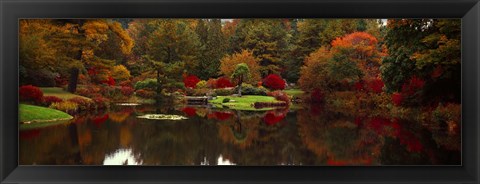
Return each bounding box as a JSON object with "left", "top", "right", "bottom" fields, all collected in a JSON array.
[{"left": 19, "top": 18, "right": 461, "bottom": 166}]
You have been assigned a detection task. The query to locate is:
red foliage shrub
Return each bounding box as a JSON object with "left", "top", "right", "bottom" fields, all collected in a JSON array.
[
  {"left": 391, "top": 92, "right": 403, "bottom": 106},
  {"left": 183, "top": 75, "right": 200, "bottom": 88},
  {"left": 263, "top": 74, "right": 286, "bottom": 90},
  {"left": 182, "top": 107, "right": 196, "bottom": 116},
  {"left": 118, "top": 80, "right": 132, "bottom": 87},
  {"left": 257, "top": 81, "right": 263, "bottom": 87},
  {"left": 68, "top": 97, "right": 94, "bottom": 111},
  {"left": 102, "top": 76, "right": 116, "bottom": 86},
  {"left": 267, "top": 90, "right": 290, "bottom": 103},
  {"left": 311, "top": 89, "right": 324, "bottom": 103},
  {"left": 367, "top": 79, "right": 384, "bottom": 93},
  {"left": 135, "top": 89, "right": 156, "bottom": 99},
  {"left": 216, "top": 77, "right": 233, "bottom": 88},
  {"left": 54, "top": 76, "right": 68, "bottom": 86},
  {"left": 263, "top": 111, "right": 286, "bottom": 125},
  {"left": 120, "top": 86, "right": 135, "bottom": 96},
  {"left": 19, "top": 85, "right": 43, "bottom": 103},
  {"left": 206, "top": 78, "right": 217, "bottom": 88},
  {"left": 92, "top": 96, "right": 109, "bottom": 109},
  {"left": 214, "top": 111, "right": 233, "bottom": 121},
  {"left": 354, "top": 80, "right": 365, "bottom": 91},
  {"left": 42, "top": 96, "right": 63, "bottom": 106},
  {"left": 401, "top": 76, "right": 425, "bottom": 95}
]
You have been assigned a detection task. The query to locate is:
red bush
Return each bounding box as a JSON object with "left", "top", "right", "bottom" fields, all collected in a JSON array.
[
  {"left": 263, "top": 111, "right": 286, "bottom": 125},
  {"left": 19, "top": 85, "right": 43, "bottom": 103},
  {"left": 42, "top": 96, "right": 63, "bottom": 106},
  {"left": 183, "top": 75, "right": 200, "bottom": 88},
  {"left": 263, "top": 74, "right": 286, "bottom": 90},
  {"left": 182, "top": 107, "right": 196, "bottom": 116},
  {"left": 92, "top": 96, "right": 109, "bottom": 109},
  {"left": 401, "top": 76, "right": 425, "bottom": 95},
  {"left": 68, "top": 97, "right": 94, "bottom": 110},
  {"left": 120, "top": 86, "right": 135, "bottom": 96},
  {"left": 367, "top": 79, "right": 384, "bottom": 93},
  {"left": 216, "top": 77, "right": 233, "bottom": 88},
  {"left": 354, "top": 80, "right": 365, "bottom": 91},
  {"left": 102, "top": 76, "right": 116, "bottom": 86},
  {"left": 391, "top": 92, "right": 403, "bottom": 106},
  {"left": 311, "top": 89, "right": 324, "bottom": 103}
]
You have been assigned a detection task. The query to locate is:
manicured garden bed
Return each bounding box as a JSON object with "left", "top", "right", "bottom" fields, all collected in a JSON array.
[{"left": 209, "top": 95, "right": 284, "bottom": 111}]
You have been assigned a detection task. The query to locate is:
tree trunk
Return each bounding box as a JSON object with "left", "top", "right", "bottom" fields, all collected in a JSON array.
[
  {"left": 238, "top": 80, "right": 242, "bottom": 97},
  {"left": 67, "top": 67, "right": 79, "bottom": 93},
  {"left": 156, "top": 69, "right": 163, "bottom": 104}
]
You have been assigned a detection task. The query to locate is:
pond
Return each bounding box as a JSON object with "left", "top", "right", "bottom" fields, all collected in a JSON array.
[{"left": 19, "top": 102, "right": 460, "bottom": 166}]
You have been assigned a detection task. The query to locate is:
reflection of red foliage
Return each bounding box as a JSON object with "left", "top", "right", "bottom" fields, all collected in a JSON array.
[
  {"left": 263, "top": 111, "right": 286, "bottom": 125},
  {"left": 327, "top": 158, "right": 373, "bottom": 166},
  {"left": 391, "top": 93, "right": 403, "bottom": 106},
  {"left": 354, "top": 116, "right": 364, "bottom": 126},
  {"left": 368, "top": 117, "right": 392, "bottom": 135},
  {"left": 183, "top": 75, "right": 200, "bottom": 88},
  {"left": 310, "top": 104, "right": 323, "bottom": 116},
  {"left": 367, "top": 79, "right": 384, "bottom": 93},
  {"left": 92, "top": 114, "right": 109, "bottom": 126},
  {"left": 182, "top": 107, "right": 197, "bottom": 116},
  {"left": 214, "top": 112, "right": 233, "bottom": 121},
  {"left": 311, "top": 89, "right": 324, "bottom": 103},
  {"left": 216, "top": 77, "right": 233, "bottom": 88},
  {"left": 327, "top": 159, "right": 348, "bottom": 166},
  {"left": 263, "top": 74, "right": 286, "bottom": 90},
  {"left": 398, "top": 131, "right": 423, "bottom": 152},
  {"left": 20, "top": 129, "right": 41, "bottom": 140}
]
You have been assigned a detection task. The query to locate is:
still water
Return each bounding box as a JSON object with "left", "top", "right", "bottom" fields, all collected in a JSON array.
[{"left": 19, "top": 103, "right": 460, "bottom": 165}]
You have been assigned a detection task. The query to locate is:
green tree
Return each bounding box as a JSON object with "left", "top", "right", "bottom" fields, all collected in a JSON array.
[
  {"left": 231, "top": 63, "right": 251, "bottom": 96},
  {"left": 195, "top": 19, "right": 227, "bottom": 79},
  {"left": 145, "top": 19, "right": 201, "bottom": 102}
]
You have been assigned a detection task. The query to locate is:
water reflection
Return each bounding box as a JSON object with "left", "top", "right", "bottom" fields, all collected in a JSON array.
[{"left": 19, "top": 103, "right": 460, "bottom": 166}]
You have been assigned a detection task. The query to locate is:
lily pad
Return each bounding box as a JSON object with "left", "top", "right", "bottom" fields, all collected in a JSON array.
[{"left": 137, "top": 114, "right": 188, "bottom": 120}]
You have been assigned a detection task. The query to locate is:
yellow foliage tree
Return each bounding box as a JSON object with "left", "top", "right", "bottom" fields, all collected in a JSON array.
[
  {"left": 219, "top": 50, "right": 261, "bottom": 84},
  {"left": 111, "top": 65, "right": 131, "bottom": 81}
]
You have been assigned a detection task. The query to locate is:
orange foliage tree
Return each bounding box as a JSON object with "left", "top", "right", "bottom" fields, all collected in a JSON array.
[{"left": 219, "top": 50, "right": 262, "bottom": 84}]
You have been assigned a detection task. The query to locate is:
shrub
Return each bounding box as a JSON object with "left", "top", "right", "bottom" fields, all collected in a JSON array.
[
  {"left": 391, "top": 92, "right": 403, "bottom": 106},
  {"left": 236, "top": 83, "right": 267, "bottom": 96},
  {"left": 183, "top": 75, "right": 200, "bottom": 88},
  {"left": 214, "top": 88, "right": 234, "bottom": 96},
  {"left": 196, "top": 80, "right": 207, "bottom": 89},
  {"left": 216, "top": 77, "right": 233, "bottom": 88},
  {"left": 263, "top": 74, "right": 286, "bottom": 90},
  {"left": 19, "top": 85, "right": 43, "bottom": 103},
  {"left": 102, "top": 76, "right": 116, "bottom": 86},
  {"left": 134, "top": 78, "right": 157, "bottom": 90},
  {"left": 120, "top": 86, "right": 135, "bottom": 96},
  {"left": 68, "top": 97, "right": 94, "bottom": 111},
  {"left": 222, "top": 98, "right": 230, "bottom": 103},
  {"left": 401, "top": 76, "right": 425, "bottom": 95},
  {"left": 267, "top": 90, "right": 290, "bottom": 103},
  {"left": 207, "top": 78, "right": 217, "bottom": 88},
  {"left": 135, "top": 89, "right": 156, "bottom": 99},
  {"left": 433, "top": 103, "right": 461, "bottom": 125},
  {"left": 187, "top": 88, "right": 210, "bottom": 96},
  {"left": 367, "top": 79, "right": 384, "bottom": 93},
  {"left": 49, "top": 101, "right": 79, "bottom": 114},
  {"left": 92, "top": 96, "right": 110, "bottom": 110},
  {"left": 41, "top": 96, "right": 63, "bottom": 106},
  {"left": 111, "top": 65, "right": 131, "bottom": 81}
]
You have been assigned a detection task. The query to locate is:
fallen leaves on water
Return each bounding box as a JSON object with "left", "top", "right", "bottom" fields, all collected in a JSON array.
[{"left": 137, "top": 114, "right": 188, "bottom": 120}]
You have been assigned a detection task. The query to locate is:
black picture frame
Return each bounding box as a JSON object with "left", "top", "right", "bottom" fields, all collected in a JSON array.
[{"left": 1, "top": 0, "right": 479, "bottom": 183}]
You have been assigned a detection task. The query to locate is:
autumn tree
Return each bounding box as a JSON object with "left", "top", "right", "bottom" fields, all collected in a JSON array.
[
  {"left": 230, "top": 19, "right": 288, "bottom": 75},
  {"left": 231, "top": 63, "right": 251, "bottom": 96},
  {"left": 219, "top": 50, "right": 262, "bottom": 84},
  {"left": 144, "top": 19, "right": 200, "bottom": 101},
  {"left": 381, "top": 19, "right": 460, "bottom": 104}
]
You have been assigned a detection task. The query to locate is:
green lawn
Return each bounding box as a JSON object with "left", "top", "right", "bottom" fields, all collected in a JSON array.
[
  {"left": 284, "top": 89, "right": 304, "bottom": 97},
  {"left": 40, "top": 87, "right": 91, "bottom": 100},
  {"left": 209, "top": 95, "right": 282, "bottom": 111},
  {"left": 19, "top": 104, "right": 73, "bottom": 123}
]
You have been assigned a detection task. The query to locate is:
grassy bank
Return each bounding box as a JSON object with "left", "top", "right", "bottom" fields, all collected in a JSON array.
[
  {"left": 40, "top": 87, "right": 91, "bottom": 100},
  {"left": 209, "top": 95, "right": 282, "bottom": 111},
  {"left": 19, "top": 104, "right": 73, "bottom": 123}
]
